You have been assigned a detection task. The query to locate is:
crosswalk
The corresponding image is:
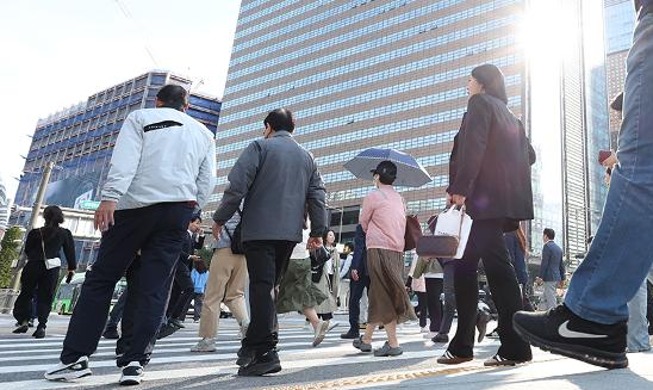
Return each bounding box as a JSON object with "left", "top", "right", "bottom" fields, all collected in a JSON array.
[{"left": 0, "top": 316, "right": 447, "bottom": 389}]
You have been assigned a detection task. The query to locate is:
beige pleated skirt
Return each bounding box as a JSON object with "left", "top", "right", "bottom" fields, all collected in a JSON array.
[{"left": 367, "top": 248, "right": 417, "bottom": 325}]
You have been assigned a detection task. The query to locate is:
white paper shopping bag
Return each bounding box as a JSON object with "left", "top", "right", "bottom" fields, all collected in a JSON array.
[{"left": 433, "top": 206, "right": 473, "bottom": 259}]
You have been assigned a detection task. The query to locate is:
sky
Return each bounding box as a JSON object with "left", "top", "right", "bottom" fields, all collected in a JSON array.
[{"left": 0, "top": 0, "right": 242, "bottom": 200}]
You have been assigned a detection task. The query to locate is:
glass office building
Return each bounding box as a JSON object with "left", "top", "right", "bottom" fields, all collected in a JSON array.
[
  {"left": 15, "top": 70, "right": 221, "bottom": 210},
  {"left": 213, "top": 0, "right": 528, "bottom": 242},
  {"left": 213, "top": 0, "right": 609, "bottom": 256}
]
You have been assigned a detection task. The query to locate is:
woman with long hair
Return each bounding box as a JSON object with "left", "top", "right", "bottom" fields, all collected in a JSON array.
[
  {"left": 438, "top": 64, "right": 535, "bottom": 366},
  {"left": 314, "top": 229, "right": 338, "bottom": 321},
  {"left": 13, "top": 205, "right": 76, "bottom": 338}
]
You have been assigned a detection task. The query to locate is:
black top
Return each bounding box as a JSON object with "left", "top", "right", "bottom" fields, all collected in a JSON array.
[
  {"left": 448, "top": 94, "right": 536, "bottom": 222},
  {"left": 24, "top": 226, "right": 77, "bottom": 270}
]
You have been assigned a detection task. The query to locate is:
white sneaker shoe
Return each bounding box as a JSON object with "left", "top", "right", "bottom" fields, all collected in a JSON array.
[
  {"left": 44, "top": 356, "right": 92, "bottom": 381},
  {"left": 312, "top": 320, "right": 330, "bottom": 347},
  {"left": 190, "top": 338, "right": 216, "bottom": 352},
  {"left": 119, "top": 361, "right": 144, "bottom": 385}
]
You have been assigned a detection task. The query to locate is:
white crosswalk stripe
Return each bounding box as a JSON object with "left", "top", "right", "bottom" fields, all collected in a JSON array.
[{"left": 0, "top": 319, "right": 442, "bottom": 389}]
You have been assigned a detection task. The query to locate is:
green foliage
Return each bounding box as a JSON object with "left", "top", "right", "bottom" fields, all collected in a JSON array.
[
  {"left": 0, "top": 227, "right": 23, "bottom": 288},
  {"left": 198, "top": 247, "right": 214, "bottom": 267}
]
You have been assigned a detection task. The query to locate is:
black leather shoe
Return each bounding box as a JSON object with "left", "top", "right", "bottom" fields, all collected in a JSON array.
[
  {"left": 12, "top": 323, "right": 29, "bottom": 334},
  {"left": 32, "top": 327, "right": 46, "bottom": 339},
  {"left": 237, "top": 349, "right": 281, "bottom": 376},
  {"left": 103, "top": 328, "right": 120, "bottom": 339},
  {"left": 340, "top": 330, "right": 360, "bottom": 339}
]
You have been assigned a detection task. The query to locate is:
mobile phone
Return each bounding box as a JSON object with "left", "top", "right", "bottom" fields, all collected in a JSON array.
[{"left": 598, "top": 150, "right": 612, "bottom": 164}]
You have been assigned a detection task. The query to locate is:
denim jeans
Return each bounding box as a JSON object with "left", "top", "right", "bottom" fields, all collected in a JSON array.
[
  {"left": 564, "top": 13, "right": 653, "bottom": 324},
  {"left": 542, "top": 282, "right": 558, "bottom": 311},
  {"left": 627, "top": 279, "right": 651, "bottom": 352}
]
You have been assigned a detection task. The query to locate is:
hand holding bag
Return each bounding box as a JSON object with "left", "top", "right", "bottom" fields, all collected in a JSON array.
[
  {"left": 39, "top": 228, "right": 61, "bottom": 270},
  {"left": 416, "top": 206, "right": 473, "bottom": 259}
]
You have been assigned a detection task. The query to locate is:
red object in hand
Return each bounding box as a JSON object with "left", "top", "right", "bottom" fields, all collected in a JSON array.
[{"left": 598, "top": 150, "right": 612, "bottom": 164}]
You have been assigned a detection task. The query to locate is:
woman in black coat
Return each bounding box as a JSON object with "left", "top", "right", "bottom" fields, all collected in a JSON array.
[
  {"left": 13, "top": 205, "right": 76, "bottom": 338},
  {"left": 437, "top": 64, "right": 535, "bottom": 366}
]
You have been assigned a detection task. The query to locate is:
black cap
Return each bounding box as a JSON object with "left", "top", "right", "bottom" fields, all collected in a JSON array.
[{"left": 371, "top": 160, "right": 397, "bottom": 179}]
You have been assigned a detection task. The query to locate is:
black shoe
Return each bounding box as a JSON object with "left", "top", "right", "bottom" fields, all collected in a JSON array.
[
  {"left": 513, "top": 304, "right": 628, "bottom": 369},
  {"left": 103, "top": 328, "right": 120, "bottom": 339},
  {"left": 12, "top": 323, "right": 29, "bottom": 334},
  {"left": 156, "top": 324, "right": 178, "bottom": 340},
  {"left": 236, "top": 347, "right": 254, "bottom": 367},
  {"left": 340, "top": 330, "right": 360, "bottom": 339},
  {"left": 28, "top": 320, "right": 35, "bottom": 328},
  {"left": 431, "top": 333, "right": 449, "bottom": 343},
  {"left": 119, "top": 361, "right": 144, "bottom": 385},
  {"left": 32, "top": 327, "right": 46, "bottom": 339},
  {"left": 237, "top": 349, "right": 281, "bottom": 376},
  {"left": 169, "top": 319, "right": 185, "bottom": 329}
]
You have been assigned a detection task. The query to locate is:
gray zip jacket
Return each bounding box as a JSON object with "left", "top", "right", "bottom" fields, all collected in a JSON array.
[
  {"left": 101, "top": 107, "right": 216, "bottom": 210},
  {"left": 213, "top": 131, "right": 327, "bottom": 242}
]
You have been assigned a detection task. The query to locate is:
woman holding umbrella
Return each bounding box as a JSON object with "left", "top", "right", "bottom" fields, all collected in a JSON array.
[
  {"left": 437, "top": 64, "right": 535, "bottom": 366},
  {"left": 352, "top": 160, "right": 416, "bottom": 356}
]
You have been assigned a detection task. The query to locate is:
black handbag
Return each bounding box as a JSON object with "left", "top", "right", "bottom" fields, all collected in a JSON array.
[
  {"left": 310, "top": 246, "right": 330, "bottom": 283},
  {"left": 223, "top": 209, "right": 245, "bottom": 255}
]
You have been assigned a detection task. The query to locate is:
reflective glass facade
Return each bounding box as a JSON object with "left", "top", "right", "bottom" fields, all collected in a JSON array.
[
  {"left": 212, "top": 0, "right": 527, "bottom": 242},
  {"left": 15, "top": 71, "right": 221, "bottom": 209}
]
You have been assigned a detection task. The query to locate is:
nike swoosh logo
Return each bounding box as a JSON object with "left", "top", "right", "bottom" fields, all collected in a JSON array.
[{"left": 558, "top": 320, "right": 608, "bottom": 339}]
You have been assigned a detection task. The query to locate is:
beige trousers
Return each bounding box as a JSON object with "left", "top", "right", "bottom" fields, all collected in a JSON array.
[{"left": 198, "top": 248, "right": 249, "bottom": 339}]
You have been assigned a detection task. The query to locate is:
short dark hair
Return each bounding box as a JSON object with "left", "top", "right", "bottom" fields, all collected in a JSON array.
[
  {"left": 190, "top": 215, "right": 202, "bottom": 223},
  {"left": 156, "top": 84, "right": 188, "bottom": 111},
  {"left": 344, "top": 242, "right": 355, "bottom": 252},
  {"left": 372, "top": 160, "right": 397, "bottom": 185},
  {"left": 471, "top": 64, "right": 508, "bottom": 104},
  {"left": 543, "top": 228, "right": 555, "bottom": 240},
  {"left": 263, "top": 108, "right": 295, "bottom": 133},
  {"left": 43, "top": 205, "right": 64, "bottom": 227}
]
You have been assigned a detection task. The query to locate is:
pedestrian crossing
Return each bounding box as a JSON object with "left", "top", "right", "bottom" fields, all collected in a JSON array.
[{"left": 0, "top": 317, "right": 449, "bottom": 389}]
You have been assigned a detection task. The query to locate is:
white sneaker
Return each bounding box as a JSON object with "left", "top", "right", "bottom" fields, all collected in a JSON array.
[
  {"left": 44, "top": 356, "right": 92, "bottom": 381},
  {"left": 312, "top": 320, "right": 330, "bottom": 347},
  {"left": 423, "top": 332, "right": 438, "bottom": 339},
  {"left": 420, "top": 327, "right": 430, "bottom": 333},
  {"left": 119, "top": 361, "right": 144, "bottom": 385},
  {"left": 190, "top": 338, "right": 216, "bottom": 353}
]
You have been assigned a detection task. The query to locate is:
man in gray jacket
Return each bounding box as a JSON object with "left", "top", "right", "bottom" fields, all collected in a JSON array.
[
  {"left": 45, "top": 85, "right": 216, "bottom": 385},
  {"left": 536, "top": 228, "right": 565, "bottom": 310},
  {"left": 213, "top": 108, "right": 327, "bottom": 376}
]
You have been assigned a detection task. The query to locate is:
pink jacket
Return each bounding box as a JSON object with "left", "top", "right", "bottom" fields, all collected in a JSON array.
[{"left": 360, "top": 184, "right": 406, "bottom": 253}]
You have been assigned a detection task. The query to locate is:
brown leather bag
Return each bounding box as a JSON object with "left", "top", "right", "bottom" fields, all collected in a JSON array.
[
  {"left": 404, "top": 215, "right": 422, "bottom": 251},
  {"left": 415, "top": 235, "right": 459, "bottom": 258}
]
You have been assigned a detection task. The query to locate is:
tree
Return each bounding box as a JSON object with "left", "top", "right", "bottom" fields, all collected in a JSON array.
[{"left": 0, "top": 227, "right": 22, "bottom": 288}]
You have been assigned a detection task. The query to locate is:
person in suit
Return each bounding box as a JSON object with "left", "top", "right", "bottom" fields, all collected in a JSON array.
[
  {"left": 340, "top": 225, "right": 370, "bottom": 339},
  {"left": 438, "top": 64, "right": 535, "bottom": 367},
  {"left": 536, "top": 228, "right": 565, "bottom": 311}
]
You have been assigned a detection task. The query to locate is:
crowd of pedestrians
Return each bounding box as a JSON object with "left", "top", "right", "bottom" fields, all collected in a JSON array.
[{"left": 4, "top": 2, "right": 651, "bottom": 385}]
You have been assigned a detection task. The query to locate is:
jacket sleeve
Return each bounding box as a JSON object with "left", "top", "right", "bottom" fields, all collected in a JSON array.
[
  {"left": 507, "top": 236, "right": 529, "bottom": 285},
  {"left": 351, "top": 225, "right": 365, "bottom": 271},
  {"left": 339, "top": 255, "right": 352, "bottom": 279},
  {"left": 539, "top": 244, "right": 551, "bottom": 280},
  {"left": 447, "top": 95, "right": 492, "bottom": 197},
  {"left": 62, "top": 229, "right": 77, "bottom": 271},
  {"left": 23, "top": 229, "right": 39, "bottom": 261},
  {"left": 306, "top": 155, "right": 328, "bottom": 238},
  {"left": 101, "top": 111, "right": 144, "bottom": 202},
  {"left": 559, "top": 250, "right": 566, "bottom": 281},
  {"left": 213, "top": 141, "right": 262, "bottom": 225},
  {"left": 195, "top": 136, "right": 217, "bottom": 209}
]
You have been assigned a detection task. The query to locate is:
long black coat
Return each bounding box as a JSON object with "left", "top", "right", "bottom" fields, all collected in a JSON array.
[{"left": 447, "top": 93, "right": 535, "bottom": 223}]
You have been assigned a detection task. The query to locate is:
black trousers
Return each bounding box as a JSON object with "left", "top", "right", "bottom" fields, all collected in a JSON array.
[
  {"left": 167, "top": 262, "right": 194, "bottom": 321},
  {"left": 416, "top": 292, "right": 428, "bottom": 328},
  {"left": 106, "top": 286, "right": 128, "bottom": 330},
  {"left": 439, "top": 262, "right": 456, "bottom": 334},
  {"left": 241, "top": 240, "right": 295, "bottom": 355},
  {"left": 448, "top": 219, "right": 532, "bottom": 361},
  {"left": 60, "top": 202, "right": 192, "bottom": 366},
  {"left": 13, "top": 261, "right": 59, "bottom": 327},
  {"left": 347, "top": 274, "right": 370, "bottom": 332},
  {"left": 425, "top": 278, "right": 443, "bottom": 332}
]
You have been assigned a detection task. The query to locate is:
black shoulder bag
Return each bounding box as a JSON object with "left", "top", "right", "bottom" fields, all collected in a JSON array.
[{"left": 223, "top": 209, "right": 245, "bottom": 255}]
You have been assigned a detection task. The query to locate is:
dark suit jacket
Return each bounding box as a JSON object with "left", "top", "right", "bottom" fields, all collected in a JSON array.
[
  {"left": 504, "top": 231, "right": 528, "bottom": 285},
  {"left": 539, "top": 240, "right": 565, "bottom": 282},
  {"left": 447, "top": 94, "right": 535, "bottom": 222},
  {"left": 351, "top": 224, "right": 367, "bottom": 276}
]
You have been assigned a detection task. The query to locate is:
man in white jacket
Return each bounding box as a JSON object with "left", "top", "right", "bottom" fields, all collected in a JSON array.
[{"left": 45, "top": 85, "right": 216, "bottom": 385}]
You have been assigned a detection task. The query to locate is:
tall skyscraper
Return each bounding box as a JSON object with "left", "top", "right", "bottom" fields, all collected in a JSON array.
[
  {"left": 15, "top": 70, "right": 221, "bottom": 210},
  {"left": 214, "top": 0, "right": 609, "bottom": 258},
  {"left": 604, "top": 0, "right": 635, "bottom": 147}
]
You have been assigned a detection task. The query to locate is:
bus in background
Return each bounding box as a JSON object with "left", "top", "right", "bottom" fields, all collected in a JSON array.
[{"left": 52, "top": 272, "right": 127, "bottom": 315}]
